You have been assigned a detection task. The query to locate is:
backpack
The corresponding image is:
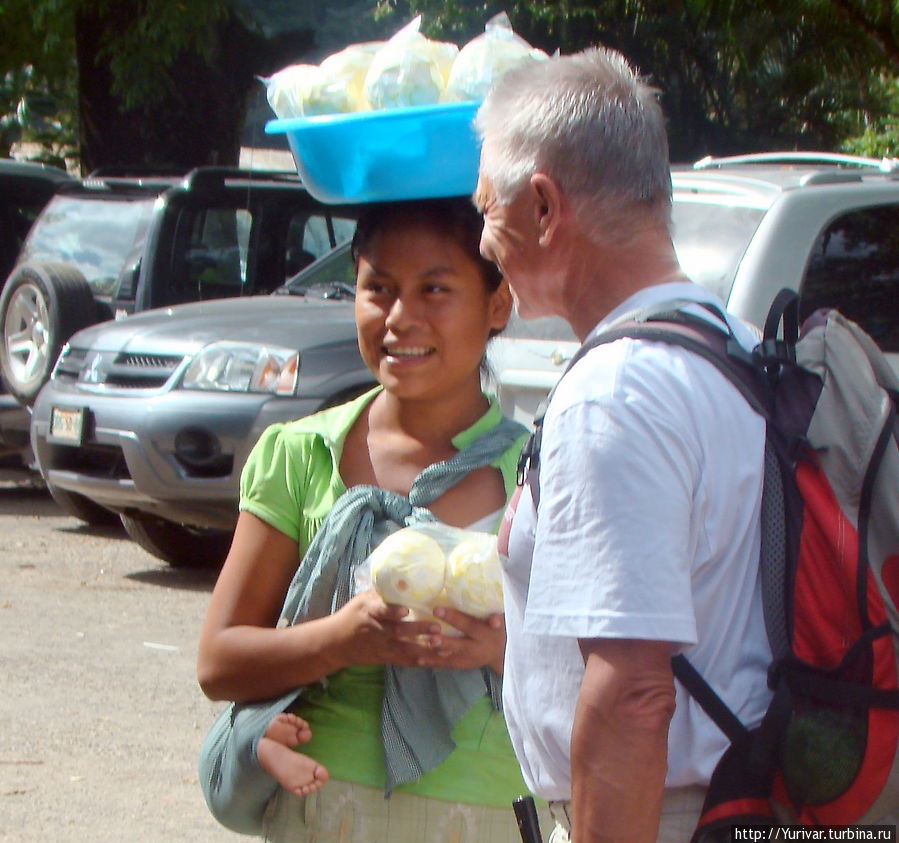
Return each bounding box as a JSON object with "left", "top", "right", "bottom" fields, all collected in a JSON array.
[{"left": 515, "top": 290, "right": 899, "bottom": 837}]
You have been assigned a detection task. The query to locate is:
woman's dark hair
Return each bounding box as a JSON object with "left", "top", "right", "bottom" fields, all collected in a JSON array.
[{"left": 350, "top": 197, "right": 503, "bottom": 292}]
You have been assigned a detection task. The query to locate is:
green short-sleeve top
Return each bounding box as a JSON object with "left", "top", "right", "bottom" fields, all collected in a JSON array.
[{"left": 239, "top": 387, "right": 531, "bottom": 807}]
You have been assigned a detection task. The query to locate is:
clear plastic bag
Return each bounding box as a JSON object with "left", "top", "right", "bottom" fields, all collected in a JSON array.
[
  {"left": 362, "top": 16, "right": 459, "bottom": 109},
  {"left": 261, "top": 42, "right": 384, "bottom": 119},
  {"left": 260, "top": 63, "right": 323, "bottom": 120},
  {"left": 444, "top": 11, "right": 548, "bottom": 102},
  {"left": 318, "top": 42, "right": 384, "bottom": 112},
  {"left": 357, "top": 523, "right": 504, "bottom": 635}
]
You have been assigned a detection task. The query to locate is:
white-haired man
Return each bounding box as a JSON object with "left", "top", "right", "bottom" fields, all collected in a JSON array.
[{"left": 475, "top": 47, "right": 771, "bottom": 842}]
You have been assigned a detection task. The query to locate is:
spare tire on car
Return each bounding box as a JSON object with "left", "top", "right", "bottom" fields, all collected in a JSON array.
[{"left": 0, "top": 262, "right": 98, "bottom": 404}]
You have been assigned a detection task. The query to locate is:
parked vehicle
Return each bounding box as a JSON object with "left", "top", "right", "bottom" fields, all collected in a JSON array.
[
  {"left": 0, "top": 159, "right": 73, "bottom": 462},
  {"left": 0, "top": 166, "right": 357, "bottom": 472},
  {"left": 30, "top": 243, "right": 373, "bottom": 565},
  {"left": 489, "top": 152, "right": 899, "bottom": 427},
  {"left": 30, "top": 152, "right": 899, "bottom": 565},
  {"left": 0, "top": 159, "right": 72, "bottom": 281}
]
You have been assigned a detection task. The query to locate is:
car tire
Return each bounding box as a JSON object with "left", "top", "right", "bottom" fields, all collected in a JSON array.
[
  {"left": 47, "top": 484, "right": 121, "bottom": 527},
  {"left": 0, "top": 262, "right": 97, "bottom": 405},
  {"left": 120, "top": 513, "right": 232, "bottom": 568}
]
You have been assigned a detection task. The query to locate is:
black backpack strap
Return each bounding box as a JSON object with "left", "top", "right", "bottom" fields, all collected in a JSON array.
[
  {"left": 516, "top": 302, "right": 773, "bottom": 501},
  {"left": 671, "top": 654, "right": 751, "bottom": 747}
]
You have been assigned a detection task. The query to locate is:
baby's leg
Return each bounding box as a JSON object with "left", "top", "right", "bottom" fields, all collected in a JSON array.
[{"left": 258, "top": 713, "right": 329, "bottom": 797}]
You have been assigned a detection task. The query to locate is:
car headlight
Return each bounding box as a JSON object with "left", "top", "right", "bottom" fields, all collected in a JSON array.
[{"left": 180, "top": 342, "right": 299, "bottom": 395}]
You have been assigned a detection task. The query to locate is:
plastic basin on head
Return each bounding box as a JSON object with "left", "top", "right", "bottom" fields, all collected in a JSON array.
[{"left": 265, "top": 101, "right": 482, "bottom": 204}]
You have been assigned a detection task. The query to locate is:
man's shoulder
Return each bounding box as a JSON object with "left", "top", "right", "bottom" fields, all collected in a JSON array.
[{"left": 550, "top": 337, "right": 668, "bottom": 415}]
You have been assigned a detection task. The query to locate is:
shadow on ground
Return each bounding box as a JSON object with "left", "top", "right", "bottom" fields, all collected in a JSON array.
[
  {"left": 126, "top": 565, "right": 221, "bottom": 592},
  {"left": 55, "top": 521, "right": 130, "bottom": 540}
]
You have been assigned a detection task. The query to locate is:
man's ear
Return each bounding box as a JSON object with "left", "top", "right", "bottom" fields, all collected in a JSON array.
[
  {"left": 529, "top": 173, "right": 564, "bottom": 247},
  {"left": 490, "top": 279, "right": 514, "bottom": 332}
]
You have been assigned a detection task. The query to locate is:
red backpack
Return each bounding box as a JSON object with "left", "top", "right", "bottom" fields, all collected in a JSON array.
[{"left": 517, "top": 290, "right": 899, "bottom": 835}]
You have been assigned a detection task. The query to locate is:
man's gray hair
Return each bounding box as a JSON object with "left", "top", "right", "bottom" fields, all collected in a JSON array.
[{"left": 475, "top": 47, "right": 672, "bottom": 238}]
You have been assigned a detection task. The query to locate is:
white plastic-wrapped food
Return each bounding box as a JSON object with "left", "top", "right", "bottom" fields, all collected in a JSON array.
[
  {"left": 366, "top": 524, "right": 504, "bottom": 627},
  {"left": 363, "top": 16, "right": 459, "bottom": 109},
  {"left": 369, "top": 527, "right": 446, "bottom": 608},
  {"left": 318, "top": 42, "right": 383, "bottom": 112},
  {"left": 262, "top": 45, "right": 384, "bottom": 119},
  {"left": 261, "top": 64, "right": 323, "bottom": 120},
  {"left": 444, "top": 11, "right": 548, "bottom": 102},
  {"left": 443, "top": 532, "right": 504, "bottom": 618}
]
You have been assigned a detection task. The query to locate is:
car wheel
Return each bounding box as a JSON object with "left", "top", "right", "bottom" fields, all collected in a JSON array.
[
  {"left": 0, "top": 262, "right": 97, "bottom": 405},
  {"left": 120, "top": 513, "right": 232, "bottom": 568},
  {"left": 47, "top": 484, "right": 121, "bottom": 527}
]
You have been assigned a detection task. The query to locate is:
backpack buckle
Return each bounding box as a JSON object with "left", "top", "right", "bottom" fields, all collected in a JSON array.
[
  {"left": 517, "top": 433, "right": 539, "bottom": 487},
  {"left": 755, "top": 338, "right": 795, "bottom": 367}
]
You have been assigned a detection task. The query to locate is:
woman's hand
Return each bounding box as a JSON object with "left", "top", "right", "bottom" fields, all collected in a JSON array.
[
  {"left": 331, "top": 589, "right": 442, "bottom": 669},
  {"left": 415, "top": 607, "right": 506, "bottom": 674}
]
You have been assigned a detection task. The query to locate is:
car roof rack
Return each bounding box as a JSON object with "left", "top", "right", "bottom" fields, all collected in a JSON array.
[
  {"left": 82, "top": 166, "right": 303, "bottom": 192},
  {"left": 87, "top": 165, "right": 187, "bottom": 178},
  {"left": 181, "top": 167, "right": 302, "bottom": 191},
  {"left": 693, "top": 152, "right": 899, "bottom": 173}
]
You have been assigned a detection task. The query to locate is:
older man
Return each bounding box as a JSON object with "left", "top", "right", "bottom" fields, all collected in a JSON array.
[{"left": 475, "top": 48, "right": 772, "bottom": 842}]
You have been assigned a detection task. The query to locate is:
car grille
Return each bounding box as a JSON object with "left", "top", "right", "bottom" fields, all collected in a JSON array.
[{"left": 54, "top": 348, "right": 184, "bottom": 389}]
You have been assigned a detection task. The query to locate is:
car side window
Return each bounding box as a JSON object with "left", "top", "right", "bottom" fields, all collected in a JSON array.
[
  {"left": 800, "top": 204, "right": 899, "bottom": 352},
  {"left": 179, "top": 207, "right": 252, "bottom": 299},
  {"left": 285, "top": 213, "right": 357, "bottom": 278}
]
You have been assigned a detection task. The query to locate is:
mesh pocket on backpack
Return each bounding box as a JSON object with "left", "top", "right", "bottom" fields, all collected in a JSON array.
[{"left": 781, "top": 700, "right": 866, "bottom": 806}]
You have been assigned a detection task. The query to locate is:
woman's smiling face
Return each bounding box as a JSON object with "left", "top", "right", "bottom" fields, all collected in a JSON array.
[{"left": 354, "top": 218, "right": 510, "bottom": 403}]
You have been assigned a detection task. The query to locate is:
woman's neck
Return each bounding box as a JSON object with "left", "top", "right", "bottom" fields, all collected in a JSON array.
[{"left": 368, "top": 382, "right": 489, "bottom": 450}]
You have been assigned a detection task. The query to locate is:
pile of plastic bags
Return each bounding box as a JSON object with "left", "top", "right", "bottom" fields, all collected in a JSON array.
[{"left": 263, "top": 12, "right": 548, "bottom": 119}]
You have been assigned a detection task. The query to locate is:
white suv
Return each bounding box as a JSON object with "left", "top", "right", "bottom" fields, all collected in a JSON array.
[{"left": 489, "top": 152, "right": 899, "bottom": 426}]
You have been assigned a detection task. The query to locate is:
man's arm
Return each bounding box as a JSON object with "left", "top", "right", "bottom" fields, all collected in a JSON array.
[{"left": 571, "top": 637, "right": 676, "bottom": 843}]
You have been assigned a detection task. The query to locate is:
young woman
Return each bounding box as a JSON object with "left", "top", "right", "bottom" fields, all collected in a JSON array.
[{"left": 197, "top": 198, "right": 551, "bottom": 842}]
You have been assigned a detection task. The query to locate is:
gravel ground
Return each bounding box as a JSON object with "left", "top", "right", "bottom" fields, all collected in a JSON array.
[{"left": 0, "top": 470, "right": 245, "bottom": 842}]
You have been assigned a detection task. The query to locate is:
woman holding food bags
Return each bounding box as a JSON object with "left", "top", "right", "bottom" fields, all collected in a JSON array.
[{"left": 196, "top": 197, "right": 549, "bottom": 842}]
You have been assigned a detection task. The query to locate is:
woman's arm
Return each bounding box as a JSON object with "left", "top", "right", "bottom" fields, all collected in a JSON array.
[{"left": 197, "top": 511, "right": 439, "bottom": 703}]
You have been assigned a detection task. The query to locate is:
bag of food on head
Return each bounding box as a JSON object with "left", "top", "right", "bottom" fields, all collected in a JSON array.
[
  {"left": 444, "top": 11, "right": 548, "bottom": 102},
  {"left": 262, "top": 42, "right": 386, "bottom": 119},
  {"left": 260, "top": 64, "right": 322, "bottom": 120},
  {"left": 318, "top": 42, "right": 384, "bottom": 112},
  {"left": 359, "top": 523, "right": 504, "bottom": 635},
  {"left": 363, "top": 16, "right": 459, "bottom": 109}
]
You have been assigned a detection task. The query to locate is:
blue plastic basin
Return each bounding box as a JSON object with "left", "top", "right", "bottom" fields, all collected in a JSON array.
[{"left": 265, "top": 101, "right": 482, "bottom": 204}]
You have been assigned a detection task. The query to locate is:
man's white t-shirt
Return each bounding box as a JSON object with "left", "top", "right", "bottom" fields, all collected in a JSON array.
[{"left": 500, "top": 282, "right": 773, "bottom": 801}]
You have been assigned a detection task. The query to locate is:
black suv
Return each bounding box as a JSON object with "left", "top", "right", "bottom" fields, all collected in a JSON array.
[
  {"left": 0, "top": 167, "right": 356, "bottom": 460},
  {"left": 0, "top": 158, "right": 73, "bottom": 463},
  {"left": 0, "top": 159, "right": 72, "bottom": 283}
]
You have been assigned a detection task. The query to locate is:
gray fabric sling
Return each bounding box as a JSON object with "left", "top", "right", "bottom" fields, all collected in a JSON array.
[{"left": 199, "top": 415, "right": 525, "bottom": 835}]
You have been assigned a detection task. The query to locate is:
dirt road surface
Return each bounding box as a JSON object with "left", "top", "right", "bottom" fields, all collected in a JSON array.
[{"left": 0, "top": 471, "right": 245, "bottom": 842}]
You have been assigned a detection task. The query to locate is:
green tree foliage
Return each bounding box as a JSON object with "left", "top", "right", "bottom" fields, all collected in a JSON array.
[
  {"left": 0, "top": 0, "right": 381, "bottom": 170},
  {"left": 1, "top": 0, "right": 896, "bottom": 168},
  {"left": 379, "top": 0, "right": 898, "bottom": 159}
]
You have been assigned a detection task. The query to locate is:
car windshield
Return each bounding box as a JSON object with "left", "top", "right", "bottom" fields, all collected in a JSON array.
[
  {"left": 281, "top": 242, "right": 356, "bottom": 296},
  {"left": 19, "top": 193, "right": 157, "bottom": 296}
]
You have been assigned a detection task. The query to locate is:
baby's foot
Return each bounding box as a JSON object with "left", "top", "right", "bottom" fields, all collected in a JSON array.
[
  {"left": 264, "top": 713, "right": 312, "bottom": 748},
  {"left": 258, "top": 739, "right": 329, "bottom": 797}
]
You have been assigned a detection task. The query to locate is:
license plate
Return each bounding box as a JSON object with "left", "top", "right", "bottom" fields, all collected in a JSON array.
[{"left": 49, "top": 407, "right": 86, "bottom": 444}]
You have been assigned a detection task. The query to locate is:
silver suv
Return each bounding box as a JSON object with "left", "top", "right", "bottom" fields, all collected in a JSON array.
[
  {"left": 1, "top": 167, "right": 357, "bottom": 413},
  {"left": 489, "top": 152, "right": 899, "bottom": 427},
  {"left": 30, "top": 243, "right": 371, "bottom": 566}
]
